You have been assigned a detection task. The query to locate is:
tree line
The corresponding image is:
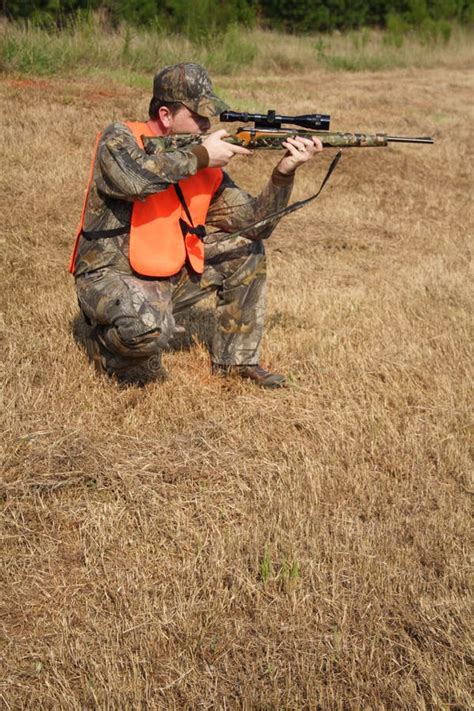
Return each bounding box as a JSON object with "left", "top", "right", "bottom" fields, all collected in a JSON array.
[{"left": 3, "top": 0, "right": 473, "bottom": 33}]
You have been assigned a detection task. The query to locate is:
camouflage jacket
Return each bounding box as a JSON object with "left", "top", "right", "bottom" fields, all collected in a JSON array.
[{"left": 73, "top": 122, "right": 294, "bottom": 277}]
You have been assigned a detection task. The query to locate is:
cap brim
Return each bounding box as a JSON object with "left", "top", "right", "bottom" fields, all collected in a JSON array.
[{"left": 182, "top": 94, "right": 230, "bottom": 119}]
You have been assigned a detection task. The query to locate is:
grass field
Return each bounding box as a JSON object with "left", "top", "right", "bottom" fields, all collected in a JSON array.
[
  {"left": 2, "top": 21, "right": 474, "bottom": 78},
  {"left": 1, "top": 41, "right": 473, "bottom": 709}
]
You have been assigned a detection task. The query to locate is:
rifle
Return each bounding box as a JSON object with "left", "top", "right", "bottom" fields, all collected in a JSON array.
[
  {"left": 141, "top": 110, "right": 434, "bottom": 242},
  {"left": 142, "top": 109, "right": 434, "bottom": 154}
]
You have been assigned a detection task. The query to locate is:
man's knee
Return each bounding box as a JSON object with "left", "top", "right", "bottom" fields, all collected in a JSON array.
[
  {"left": 103, "top": 315, "right": 175, "bottom": 358},
  {"left": 222, "top": 239, "right": 266, "bottom": 289}
]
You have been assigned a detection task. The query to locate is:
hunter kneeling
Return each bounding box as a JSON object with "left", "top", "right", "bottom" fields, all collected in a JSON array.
[{"left": 70, "top": 63, "right": 323, "bottom": 387}]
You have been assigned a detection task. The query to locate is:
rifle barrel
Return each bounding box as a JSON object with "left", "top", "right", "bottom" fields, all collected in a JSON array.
[{"left": 387, "top": 135, "right": 434, "bottom": 144}]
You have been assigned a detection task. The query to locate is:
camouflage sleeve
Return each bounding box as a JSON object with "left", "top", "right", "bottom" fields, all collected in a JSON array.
[
  {"left": 95, "top": 122, "right": 202, "bottom": 201},
  {"left": 205, "top": 168, "right": 294, "bottom": 240}
]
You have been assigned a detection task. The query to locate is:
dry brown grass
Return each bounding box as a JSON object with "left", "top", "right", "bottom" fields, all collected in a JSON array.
[{"left": 1, "top": 63, "right": 473, "bottom": 709}]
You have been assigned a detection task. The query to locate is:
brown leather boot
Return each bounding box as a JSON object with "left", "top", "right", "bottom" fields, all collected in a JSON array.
[{"left": 212, "top": 363, "right": 286, "bottom": 388}]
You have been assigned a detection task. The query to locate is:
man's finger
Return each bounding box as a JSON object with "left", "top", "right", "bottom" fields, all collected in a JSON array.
[
  {"left": 281, "top": 141, "right": 301, "bottom": 157},
  {"left": 229, "top": 143, "right": 252, "bottom": 156},
  {"left": 212, "top": 128, "right": 230, "bottom": 139},
  {"left": 296, "top": 137, "right": 315, "bottom": 148},
  {"left": 286, "top": 136, "right": 313, "bottom": 152},
  {"left": 285, "top": 137, "right": 304, "bottom": 146}
]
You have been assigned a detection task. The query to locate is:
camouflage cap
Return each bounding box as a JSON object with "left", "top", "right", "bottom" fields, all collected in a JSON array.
[{"left": 153, "top": 63, "right": 229, "bottom": 119}]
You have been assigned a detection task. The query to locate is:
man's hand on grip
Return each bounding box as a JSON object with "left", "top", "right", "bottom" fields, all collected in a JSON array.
[{"left": 202, "top": 129, "right": 252, "bottom": 168}]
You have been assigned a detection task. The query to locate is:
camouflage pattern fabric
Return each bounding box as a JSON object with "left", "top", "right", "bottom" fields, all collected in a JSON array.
[
  {"left": 76, "top": 234, "right": 266, "bottom": 368},
  {"left": 73, "top": 122, "right": 294, "bottom": 371},
  {"left": 153, "top": 63, "right": 229, "bottom": 118}
]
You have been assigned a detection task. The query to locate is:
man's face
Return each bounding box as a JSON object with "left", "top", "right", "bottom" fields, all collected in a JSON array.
[{"left": 168, "top": 105, "right": 211, "bottom": 134}]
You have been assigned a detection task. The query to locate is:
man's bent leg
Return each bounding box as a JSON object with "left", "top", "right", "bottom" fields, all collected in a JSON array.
[
  {"left": 205, "top": 235, "right": 267, "bottom": 366},
  {"left": 170, "top": 235, "right": 267, "bottom": 366},
  {"left": 202, "top": 235, "right": 284, "bottom": 386},
  {"left": 75, "top": 268, "right": 178, "bottom": 374}
]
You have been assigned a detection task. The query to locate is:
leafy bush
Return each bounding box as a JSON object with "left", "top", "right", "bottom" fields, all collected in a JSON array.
[
  {"left": 3, "top": 0, "right": 473, "bottom": 33},
  {"left": 384, "top": 0, "right": 461, "bottom": 47},
  {"left": 385, "top": 12, "right": 410, "bottom": 46},
  {"left": 257, "top": 0, "right": 473, "bottom": 32}
]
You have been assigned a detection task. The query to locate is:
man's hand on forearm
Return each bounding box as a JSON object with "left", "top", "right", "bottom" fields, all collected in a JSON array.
[{"left": 276, "top": 135, "right": 324, "bottom": 175}]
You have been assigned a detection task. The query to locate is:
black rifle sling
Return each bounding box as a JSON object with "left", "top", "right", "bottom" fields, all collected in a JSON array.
[
  {"left": 206, "top": 149, "right": 342, "bottom": 244},
  {"left": 81, "top": 226, "right": 128, "bottom": 240},
  {"left": 174, "top": 183, "right": 206, "bottom": 241}
]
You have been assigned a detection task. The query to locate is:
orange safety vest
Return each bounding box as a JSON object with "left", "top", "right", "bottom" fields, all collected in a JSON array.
[{"left": 69, "top": 122, "right": 222, "bottom": 277}]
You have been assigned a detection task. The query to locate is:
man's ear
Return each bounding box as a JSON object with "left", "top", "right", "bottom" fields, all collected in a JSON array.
[{"left": 158, "top": 106, "right": 172, "bottom": 129}]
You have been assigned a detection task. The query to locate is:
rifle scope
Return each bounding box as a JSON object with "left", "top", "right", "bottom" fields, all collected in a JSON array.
[{"left": 220, "top": 110, "right": 331, "bottom": 131}]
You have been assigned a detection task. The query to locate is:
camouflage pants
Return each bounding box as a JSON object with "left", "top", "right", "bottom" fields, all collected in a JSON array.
[{"left": 75, "top": 233, "right": 266, "bottom": 370}]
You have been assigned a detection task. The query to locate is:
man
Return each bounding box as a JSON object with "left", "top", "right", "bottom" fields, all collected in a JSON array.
[{"left": 70, "top": 63, "right": 323, "bottom": 387}]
